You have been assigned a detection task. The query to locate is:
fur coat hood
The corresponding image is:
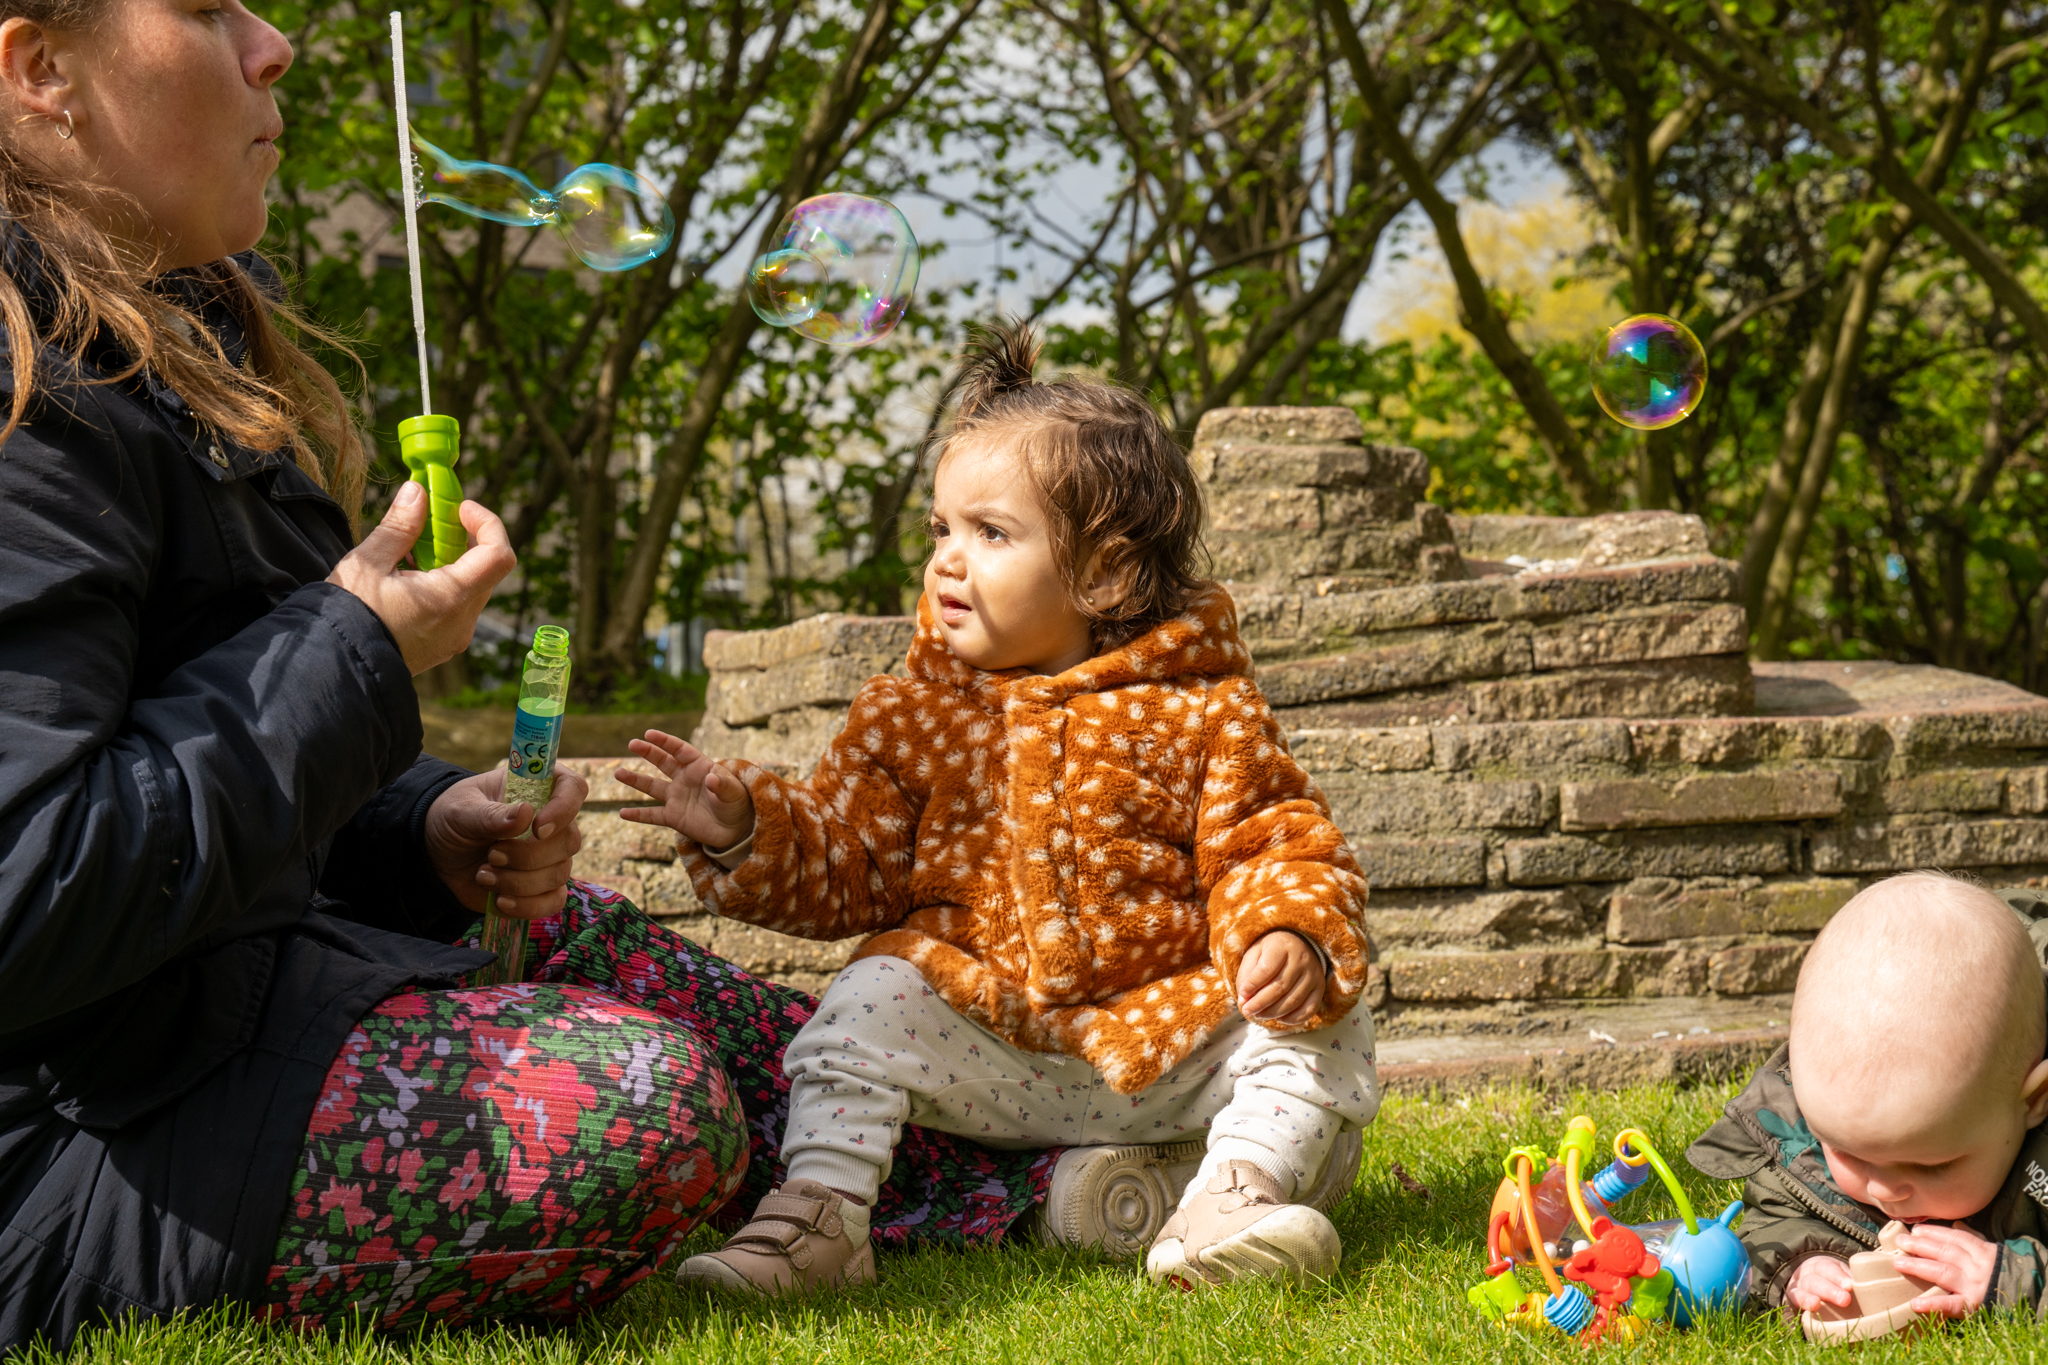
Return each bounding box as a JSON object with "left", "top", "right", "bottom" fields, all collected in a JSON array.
[{"left": 685, "top": 583, "right": 1371, "bottom": 1093}]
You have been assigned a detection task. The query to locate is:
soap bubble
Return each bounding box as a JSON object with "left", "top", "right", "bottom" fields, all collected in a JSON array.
[
  {"left": 411, "top": 133, "right": 674, "bottom": 273},
  {"left": 746, "top": 194, "right": 919, "bottom": 346},
  {"left": 1589, "top": 313, "right": 1707, "bottom": 430}
]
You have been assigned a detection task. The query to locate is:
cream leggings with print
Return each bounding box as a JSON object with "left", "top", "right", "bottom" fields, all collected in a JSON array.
[{"left": 779, "top": 956, "right": 1382, "bottom": 1205}]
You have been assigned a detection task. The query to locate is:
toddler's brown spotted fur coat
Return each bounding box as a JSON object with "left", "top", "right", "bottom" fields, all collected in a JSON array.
[{"left": 684, "top": 584, "right": 1370, "bottom": 1094}]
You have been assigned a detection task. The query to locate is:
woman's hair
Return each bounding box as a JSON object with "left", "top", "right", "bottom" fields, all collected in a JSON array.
[
  {"left": 938, "top": 319, "right": 1206, "bottom": 649},
  {"left": 0, "top": 0, "right": 368, "bottom": 522}
]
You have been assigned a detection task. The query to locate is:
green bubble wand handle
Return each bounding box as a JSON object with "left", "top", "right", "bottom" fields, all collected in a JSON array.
[
  {"left": 473, "top": 624, "right": 573, "bottom": 986},
  {"left": 389, "top": 12, "right": 466, "bottom": 571}
]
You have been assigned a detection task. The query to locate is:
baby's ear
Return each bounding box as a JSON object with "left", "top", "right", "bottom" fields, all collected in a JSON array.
[{"left": 2023, "top": 1057, "right": 2048, "bottom": 1127}]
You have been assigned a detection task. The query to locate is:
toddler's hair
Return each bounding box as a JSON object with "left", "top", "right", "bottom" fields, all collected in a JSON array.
[{"left": 938, "top": 319, "right": 1207, "bottom": 649}]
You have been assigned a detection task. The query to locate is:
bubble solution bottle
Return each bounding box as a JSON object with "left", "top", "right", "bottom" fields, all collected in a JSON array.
[
  {"left": 1498, "top": 1150, "right": 1654, "bottom": 1260},
  {"left": 473, "top": 624, "right": 571, "bottom": 986}
]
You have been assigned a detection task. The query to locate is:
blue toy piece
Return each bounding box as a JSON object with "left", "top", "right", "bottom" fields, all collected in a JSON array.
[
  {"left": 1649, "top": 1202, "right": 1752, "bottom": 1327},
  {"left": 1543, "top": 1285, "right": 1595, "bottom": 1334}
]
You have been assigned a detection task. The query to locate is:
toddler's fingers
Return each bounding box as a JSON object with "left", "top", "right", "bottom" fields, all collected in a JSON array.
[
  {"left": 643, "top": 729, "right": 702, "bottom": 765},
  {"left": 619, "top": 805, "right": 669, "bottom": 826},
  {"left": 612, "top": 762, "right": 668, "bottom": 795}
]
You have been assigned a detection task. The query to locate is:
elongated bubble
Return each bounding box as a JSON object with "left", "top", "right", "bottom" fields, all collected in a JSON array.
[
  {"left": 409, "top": 132, "right": 676, "bottom": 272},
  {"left": 747, "top": 194, "right": 919, "bottom": 346},
  {"left": 1589, "top": 313, "right": 1707, "bottom": 430}
]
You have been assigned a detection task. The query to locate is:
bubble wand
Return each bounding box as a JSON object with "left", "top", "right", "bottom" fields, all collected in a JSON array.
[{"left": 388, "top": 11, "right": 463, "bottom": 572}]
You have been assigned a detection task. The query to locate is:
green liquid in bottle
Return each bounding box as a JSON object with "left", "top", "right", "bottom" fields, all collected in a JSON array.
[{"left": 474, "top": 626, "right": 571, "bottom": 986}]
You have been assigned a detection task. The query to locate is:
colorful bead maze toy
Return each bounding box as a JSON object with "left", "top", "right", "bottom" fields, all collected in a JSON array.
[{"left": 1467, "top": 1116, "right": 1751, "bottom": 1343}]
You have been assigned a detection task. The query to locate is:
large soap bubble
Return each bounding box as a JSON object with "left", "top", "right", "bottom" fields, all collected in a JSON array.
[
  {"left": 411, "top": 133, "right": 674, "bottom": 272},
  {"left": 1590, "top": 313, "right": 1707, "bottom": 430},
  {"left": 746, "top": 194, "right": 919, "bottom": 346}
]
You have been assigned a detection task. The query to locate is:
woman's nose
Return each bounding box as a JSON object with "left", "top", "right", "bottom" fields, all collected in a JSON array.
[{"left": 243, "top": 8, "right": 295, "bottom": 87}]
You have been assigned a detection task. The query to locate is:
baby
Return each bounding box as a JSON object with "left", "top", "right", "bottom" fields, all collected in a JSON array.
[
  {"left": 618, "top": 322, "right": 1379, "bottom": 1295},
  {"left": 1688, "top": 872, "right": 2048, "bottom": 1321}
]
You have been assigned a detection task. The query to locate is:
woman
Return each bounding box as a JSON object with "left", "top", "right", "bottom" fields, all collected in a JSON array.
[{"left": 0, "top": 0, "right": 1050, "bottom": 1352}]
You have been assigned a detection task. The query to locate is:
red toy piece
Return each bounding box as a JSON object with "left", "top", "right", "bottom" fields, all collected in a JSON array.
[{"left": 1564, "top": 1218, "right": 1661, "bottom": 1341}]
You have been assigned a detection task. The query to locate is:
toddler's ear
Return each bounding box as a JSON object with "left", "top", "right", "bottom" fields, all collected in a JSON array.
[
  {"left": 2024, "top": 1057, "right": 2048, "bottom": 1127},
  {"left": 1077, "top": 544, "right": 1139, "bottom": 613}
]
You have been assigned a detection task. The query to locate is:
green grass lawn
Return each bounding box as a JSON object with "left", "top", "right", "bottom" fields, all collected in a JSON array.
[{"left": 43, "top": 1080, "right": 2048, "bottom": 1363}]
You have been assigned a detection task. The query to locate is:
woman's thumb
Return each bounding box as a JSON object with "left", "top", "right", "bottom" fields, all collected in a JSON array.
[{"left": 355, "top": 481, "right": 428, "bottom": 569}]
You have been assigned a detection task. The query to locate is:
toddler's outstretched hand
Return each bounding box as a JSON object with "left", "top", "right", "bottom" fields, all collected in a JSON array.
[
  {"left": 1236, "top": 930, "right": 1326, "bottom": 1027},
  {"left": 617, "top": 729, "right": 755, "bottom": 854}
]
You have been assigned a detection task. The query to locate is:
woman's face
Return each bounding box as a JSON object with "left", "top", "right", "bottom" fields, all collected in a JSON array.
[{"left": 4, "top": 0, "right": 292, "bottom": 268}]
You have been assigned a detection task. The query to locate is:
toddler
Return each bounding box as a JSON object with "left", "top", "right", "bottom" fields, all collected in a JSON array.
[
  {"left": 1689, "top": 872, "right": 2048, "bottom": 1320},
  {"left": 618, "top": 322, "right": 1378, "bottom": 1295}
]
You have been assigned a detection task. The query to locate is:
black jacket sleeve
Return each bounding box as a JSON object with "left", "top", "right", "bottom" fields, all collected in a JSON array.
[
  {"left": 0, "top": 388, "right": 422, "bottom": 1034},
  {"left": 317, "top": 754, "right": 476, "bottom": 944}
]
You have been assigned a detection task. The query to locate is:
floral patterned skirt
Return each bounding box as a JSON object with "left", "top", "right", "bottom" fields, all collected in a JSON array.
[{"left": 260, "top": 881, "right": 1058, "bottom": 1332}]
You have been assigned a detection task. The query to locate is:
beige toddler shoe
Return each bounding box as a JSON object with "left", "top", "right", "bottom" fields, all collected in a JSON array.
[
  {"left": 676, "top": 1178, "right": 876, "bottom": 1296},
  {"left": 1144, "top": 1160, "right": 1342, "bottom": 1288}
]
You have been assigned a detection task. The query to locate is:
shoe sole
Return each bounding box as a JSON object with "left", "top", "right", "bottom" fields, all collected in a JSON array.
[
  {"left": 675, "top": 1242, "right": 877, "bottom": 1297},
  {"left": 1037, "top": 1126, "right": 1364, "bottom": 1261},
  {"left": 1145, "top": 1204, "right": 1342, "bottom": 1289}
]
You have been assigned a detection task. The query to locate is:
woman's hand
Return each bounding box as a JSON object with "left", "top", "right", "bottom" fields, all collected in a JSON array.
[
  {"left": 617, "top": 730, "right": 755, "bottom": 852},
  {"left": 424, "top": 766, "right": 589, "bottom": 918},
  {"left": 1236, "top": 930, "right": 1327, "bottom": 1026},
  {"left": 327, "top": 482, "right": 517, "bottom": 676}
]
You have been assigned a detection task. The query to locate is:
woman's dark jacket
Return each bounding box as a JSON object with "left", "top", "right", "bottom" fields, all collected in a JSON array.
[{"left": 0, "top": 250, "right": 490, "bottom": 1352}]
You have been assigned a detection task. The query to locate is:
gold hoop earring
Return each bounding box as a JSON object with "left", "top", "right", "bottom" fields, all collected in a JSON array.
[{"left": 54, "top": 110, "right": 73, "bottom": 140}]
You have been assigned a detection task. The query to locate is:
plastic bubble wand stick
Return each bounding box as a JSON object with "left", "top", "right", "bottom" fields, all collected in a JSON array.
[{"left": 388, "top": 11, "right": 463, "bottom": 572}]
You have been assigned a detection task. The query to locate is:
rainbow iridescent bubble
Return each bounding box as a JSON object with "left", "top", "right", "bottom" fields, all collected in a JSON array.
[
  {"left": 1589, "top": 313, "right": 1707, "bottom": 430},
  {"left": 411, "top": 133, "right": 675, "bottom": 272},
  {"left": 746, "top": 194, "right": 919, "bottom": 346}
]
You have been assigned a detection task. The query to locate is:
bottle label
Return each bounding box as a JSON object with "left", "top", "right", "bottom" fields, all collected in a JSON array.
[{"left": 508, "top": 705, "right": 564, "bottom": 780}]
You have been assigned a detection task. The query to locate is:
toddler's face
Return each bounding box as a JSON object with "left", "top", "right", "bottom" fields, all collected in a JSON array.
[
  {"left": 923, "top": 439, "right": 1094, "bottom": 674},
  {"left": 1808, "top": 1087, "right": 2031, "bottom": 1223}
]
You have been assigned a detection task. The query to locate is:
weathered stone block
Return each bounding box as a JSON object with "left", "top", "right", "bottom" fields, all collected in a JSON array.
[
  {"left": 1497, "top": 557, "right": 1741, "bottom": 619},
  {"left": 1529, "top": 603, "right": 1747, "bottom": 671},
  {"left": 1366, "top": 889, "right": 1589, "bottom": 950},
  {"left": 1506, "top": 828, "right": 1795, "bottom": 885},
  {"left": 1607, "top": 877, "right": 1858, "bottom": 943},
  {"left": 1338, "top": 524, "right": 1431, "bottom": 573},
  {"left": 1709, "top": 943, "right": 1808, "bottom": 995},
  {"left": 1386, "top": 947, "right": 1708, "bottom": 1002},
  {"left": 1560, "top": 770, "right": 1842, "bottom": 832},
  {"left": 1468, "top": 656, "right": 1753, "bottom": 723},
  {"left": 1627, "top": 716, "right": 1890, "bottom": 765},
  {"left": 1210, "top": 486, "right": 1323, "bottom": 534},
  {"left": 1296, "top": 580, "right": 1504, "bottom": 637},
  {"left": 1191, "top": 406, "right": 1365, "bottom": 448},
  {"left": 1350, "top": 836, "right": 1488, "bottom": 888},
  {"left": 710, "top": 653, "right": 890, "bottom": 727},
  {"left": 1432, "top": 720, "right": 1634, "bottom": 771},
  {"left": 1193, "top": 442, "right": 1430, "bottom": 493},
  {"left": 1810, "top": 818, "right": 2048, "bottom": 872},
  {"left": 1321, "top": 774, "right": 1547, "bottom": 833},
  {"left": 2011, "top": 768, "right": 2048, "bottom": 815},
  {"left": 1578, "top": 511, "right": 1711, "bottom": 567},
  {"left": 690, "top": 705, "right": 847, "bottom": 775},
  {"left": 1885, "top": 706, "right": 2048, "bottom": 769},
  {"left": 1453, "top": 514, "right": 1595, "bottom": 562},
  {"left": 1286, "top": 727, "right": 1434, "bottom": 773},
  {"left": 703, "top": 613, "right": 914, "bottom": 673},
  {"left": 1257, "top": 621, "right": 1531, "bottom": 708},
  {"left": 1884, "top": 769, "right": 2008, "bottom": 814},
  {"left": 1322, "top": 487, "right": 1416, "bottom": 527}
]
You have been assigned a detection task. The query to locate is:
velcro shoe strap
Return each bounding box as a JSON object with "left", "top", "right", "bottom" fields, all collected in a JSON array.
[{"left": 753, "top": 1190, "right": 844, "bottom": 1238}]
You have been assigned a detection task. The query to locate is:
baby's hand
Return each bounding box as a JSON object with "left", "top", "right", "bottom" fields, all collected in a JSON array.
[
  {"left": 1896, "top": 1223, "right": 1999, "bottom": 1317},
  {"left": 1235, "top": 930, "right": 1326, "bottom": 1026},
  {"left": 1785, "top": 1254, "right": 1855, "bottom": 1313},
  {"left": 617, "top": 730, "right": 755, "bottom": 853}
]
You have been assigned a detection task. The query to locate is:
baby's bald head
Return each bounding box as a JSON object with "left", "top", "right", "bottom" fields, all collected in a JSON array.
[{"left": 1792, "top": 873, "right": 2045, "bottom": 1153}]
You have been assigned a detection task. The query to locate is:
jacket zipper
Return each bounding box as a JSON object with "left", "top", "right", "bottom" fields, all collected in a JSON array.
[{"left": 1759, "top": 1163, "right": 1881, "bottom": 1247}]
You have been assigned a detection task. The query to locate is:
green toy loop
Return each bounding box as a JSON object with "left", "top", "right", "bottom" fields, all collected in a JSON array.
[
  {"left": 1502, "top": 1144, "right": 1549, "bottom": 1183},
  {"left": 1613, "top": 1127, "right": 1697, "bottom": 1234},
  {"left": 1555, "top": 1114, "right": 1598, "bottom": 1168}
]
